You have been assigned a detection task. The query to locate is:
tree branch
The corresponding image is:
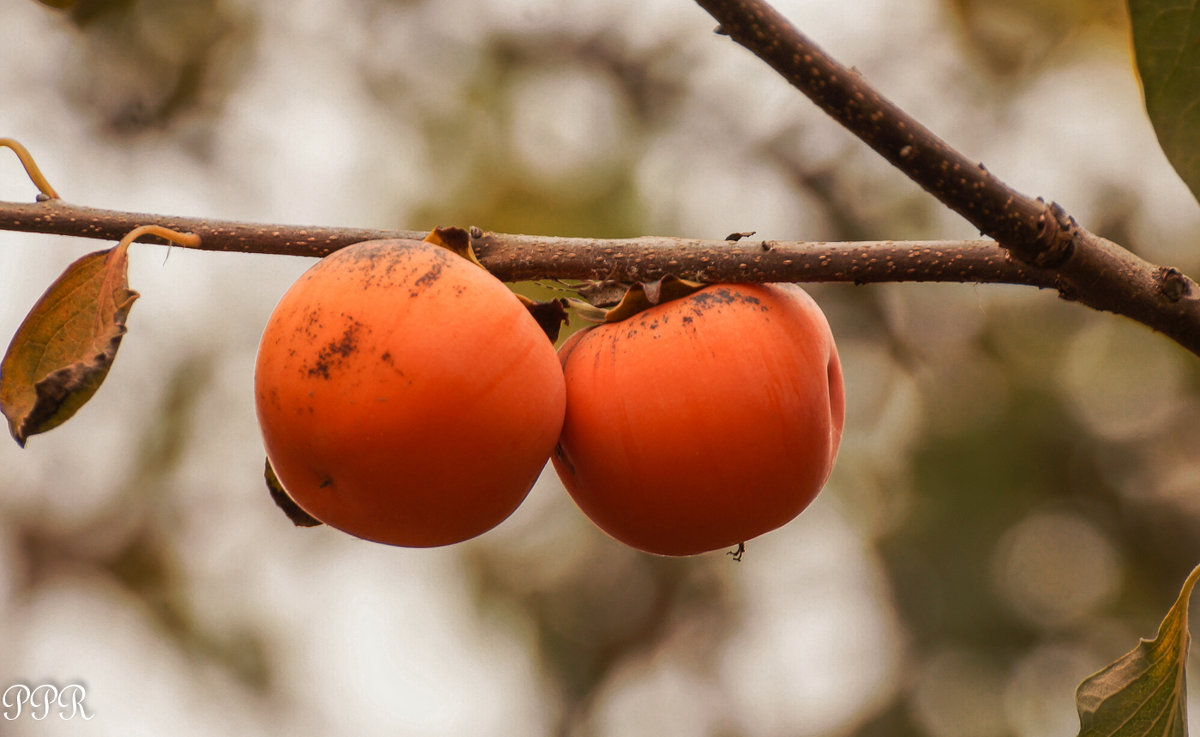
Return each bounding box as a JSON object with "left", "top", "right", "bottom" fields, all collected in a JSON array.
[
  {"left": 1, "top": 198, "right": 420, "bottom": 257},
  {"left": 2, "top": 0, "right": 1200, "bottom": 355},
  {"left": 0, "top": 197, "right": 1051, "bottom": 286},
  {"left": 694, "top": 0, "right": 1066, "bottom": 261},
  {"left": 691, "top": 0, "right": 1200, "bottom": 355}
]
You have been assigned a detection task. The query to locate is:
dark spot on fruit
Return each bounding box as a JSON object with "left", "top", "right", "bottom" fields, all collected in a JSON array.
[
  {"left": 306, "top": 318, "right": 365, "bottom": 379},
  {"left": 690, "top": 290, "right": 734, "bottom": 307},
  {"left": 414, "top": 261, "right": 445, "bottom": 290},
  {"left": 554, "top": 442, "right": 576, "bottom": 476},
  {"left": 600, "top": 340, "right": 614, "bottom": 366},
  {"left": 300, "top": 310, "right": 324, "bottom": 340},
  {"left": 381, "top": 351, "right": 405, "bottom": 375},
  {"left": 693, "top": 288, "right": 760, "bottom": 307}
]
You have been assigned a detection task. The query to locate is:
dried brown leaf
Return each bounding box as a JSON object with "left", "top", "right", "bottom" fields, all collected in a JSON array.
[
  {"left": 0, "top": 243, "right": 138, "bottom": 445},
  {"left": 515, "top": 294, "right": 570, "bottom": 342}
]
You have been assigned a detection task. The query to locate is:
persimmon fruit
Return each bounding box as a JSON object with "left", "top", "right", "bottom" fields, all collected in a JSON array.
[
  {"left": 552, "top": 283, "right": 844, "bottom": 556},
  {"left": 254, "top": 238, "right": 566, "bottom": 547}
]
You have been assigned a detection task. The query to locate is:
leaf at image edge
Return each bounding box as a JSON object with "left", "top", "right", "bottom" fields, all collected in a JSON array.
[
  {"left": 1129, "top": 0, "right": 1200, "bottom": 206},
  {"left": 0, "top": 244, "right": 139, "bottom": 446},
  {"left": 1075, "top": 563, "right": 1200, "bottom": 737}
]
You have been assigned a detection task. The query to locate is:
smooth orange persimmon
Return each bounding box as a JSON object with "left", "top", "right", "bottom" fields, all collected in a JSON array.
[
  {"left": 254, "top": 238, "right": 566, "bottom": 547},
  {"left": 552, "top": 283, "right": 844, "bottom": 556}
]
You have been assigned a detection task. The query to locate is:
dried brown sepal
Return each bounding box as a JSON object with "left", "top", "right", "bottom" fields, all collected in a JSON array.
[
  {"left": 725, "top": 231, "right": 756, "bottom": 241},
  {"left": 564, "top": 298, "right": 610, "bottom": 324},
  {"left": 575, "top": 280, "right": 630, "bottom": 309},
  {"left": 423, "top": 226, "right": 486, "bottom": 269},
  {"left": 265, "top": 458, "right": 324, "bottom": 528},
  {"left": 515, "top": 295, "right": 570, "bottom": 342},
  {"left": 601, "top": 276, "right": 708, "bottom": 324}
]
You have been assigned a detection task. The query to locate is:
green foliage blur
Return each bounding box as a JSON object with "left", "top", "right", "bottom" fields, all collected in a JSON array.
[{"left": 4, "top": 0, "right": 1200, "bottom": 735}]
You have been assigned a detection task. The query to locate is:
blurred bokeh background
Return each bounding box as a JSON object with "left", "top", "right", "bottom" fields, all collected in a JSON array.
[{"left": 2, "top": 0, "right": 1200, "bottom": 734}]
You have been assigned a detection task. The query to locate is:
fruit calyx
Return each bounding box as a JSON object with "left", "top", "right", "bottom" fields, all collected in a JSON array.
[
  {"left": 569, "top": 275, "right": 709, "bottom": 324},
  {"left": 421, "top": 226, "right": 486, "bottom": 268},
  {"left": 419, "top": 226, "right": 570, "bottom": 342},
  {"left": 265, "top": 457, "right": 323, "bottom": 528},
  {"left": 517, "top": 295, "right": 570, "bottom": 342}
]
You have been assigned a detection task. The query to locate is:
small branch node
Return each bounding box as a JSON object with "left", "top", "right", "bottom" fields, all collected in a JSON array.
[
  {"left": 1031, "top": 201, "right": 1076, "bottom": 268},
  {"left": 1156, "top": 267, "right": 1191, "bottom": 303}
]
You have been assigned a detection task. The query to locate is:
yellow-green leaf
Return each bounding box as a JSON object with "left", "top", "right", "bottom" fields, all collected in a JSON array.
[
  {"left": 0, "top": 243, "right": 139, "bottom": 446},
  {"left": 1129, "top": 0, "right": 1200, "bottom": 205},
  {"left": 1075, "top": 563, "right": 1200, "bottom": 737}
]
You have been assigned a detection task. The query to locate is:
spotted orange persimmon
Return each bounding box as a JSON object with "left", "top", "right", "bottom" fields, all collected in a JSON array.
[
  {"left": 254, "top": 238, "right": 566, "bottom": 547},
  {"left": 552, "top": 283, "right": 844, "bottom": 556}
]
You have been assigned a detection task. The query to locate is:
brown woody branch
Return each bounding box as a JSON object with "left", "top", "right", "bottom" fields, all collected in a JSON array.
[
  {"left": 2, "top": 195, "right": 1200, "bottom": 354},
  {"left": 695, "top": 0, "right": 1070, "bottom": 262},
  {"left": 1, "top": 198, "right": 1052, "bottom": 286},
  {"left": 2, "top": 0, "right": 1200, "bottom": 355},
  {"left": 692, "top": 0, "right": 1200, "bottom": 354}
]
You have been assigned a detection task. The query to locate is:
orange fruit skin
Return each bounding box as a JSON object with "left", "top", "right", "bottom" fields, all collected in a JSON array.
[
  {"left": 254, "top": 239, "right": 566, "bottom": 547},
  {"left": 552, "top": 283, "right": 844, "bottom": 556}
]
